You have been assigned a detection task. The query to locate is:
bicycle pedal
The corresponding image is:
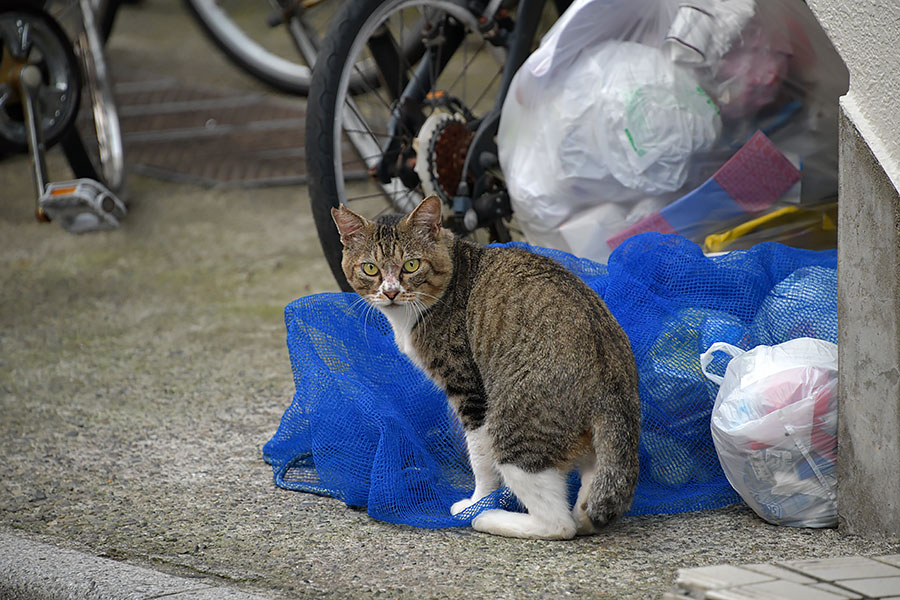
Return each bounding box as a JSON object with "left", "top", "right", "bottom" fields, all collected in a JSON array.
[{"left": 39, "top": 179, "right": 127, "bottom": 234}]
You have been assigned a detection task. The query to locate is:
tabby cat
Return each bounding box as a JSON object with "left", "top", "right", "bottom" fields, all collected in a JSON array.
[{"left": 332, "top": 195, "right": 641, "bottom": 540}]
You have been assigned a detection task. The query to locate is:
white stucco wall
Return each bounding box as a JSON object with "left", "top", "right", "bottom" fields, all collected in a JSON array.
[{"left": 806, "top": 0, "right": 900, "bottom": 190}]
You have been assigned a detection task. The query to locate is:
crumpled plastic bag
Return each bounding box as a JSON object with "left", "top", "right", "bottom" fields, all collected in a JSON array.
[
  {"left": 701, "top": 337, "right": 838, "bottom": 527},
  {"left": 500, "top": 38, "right": 722, "bottom": 233},
  {"left": 497, "top": 0, "right": 849, "bottom": 262}
]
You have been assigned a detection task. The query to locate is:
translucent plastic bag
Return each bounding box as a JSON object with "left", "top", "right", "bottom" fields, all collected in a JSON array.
[
  {"left": 499, "top": 1, "right": 722, "bottom": 252},
  {"left": 498, "top": 0, "right": 849, "bottom": 263},
  {"left": 700, "top": 338, "right": 838, "bottom": 527}
]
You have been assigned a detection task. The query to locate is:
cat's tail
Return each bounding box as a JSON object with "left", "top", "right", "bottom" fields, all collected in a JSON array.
[{"left": 586, "top": 400, "right": 641, "bottom": 527}]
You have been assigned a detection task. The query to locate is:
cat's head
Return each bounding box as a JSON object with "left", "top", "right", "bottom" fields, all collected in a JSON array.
[{"left": 331, "top": 195, "right": 453, "bottom": 309}]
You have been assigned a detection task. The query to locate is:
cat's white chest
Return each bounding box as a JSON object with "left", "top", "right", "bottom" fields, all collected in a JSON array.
[{"left": 378, "top": 305, "right": 422, "bottom": 367}]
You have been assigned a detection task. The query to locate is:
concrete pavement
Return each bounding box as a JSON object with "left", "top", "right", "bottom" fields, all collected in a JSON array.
[{"left": 1, "top": 1, "right": 898, "bottom": 598}]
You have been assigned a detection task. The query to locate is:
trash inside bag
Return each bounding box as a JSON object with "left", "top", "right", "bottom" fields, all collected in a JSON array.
[
  {"left": 702, "top": 203, "right": 837, "bottom": 253},
  {"left": 701, "top": 337, "right": 838, "bottom": 527},
  {"left": 498, "top": 0, "right": 849, "bottom": 262}
]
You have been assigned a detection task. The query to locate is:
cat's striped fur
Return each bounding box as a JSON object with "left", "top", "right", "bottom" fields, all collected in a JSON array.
[{"left": 332, "top": 196, "right": 640, "bottom": 539}]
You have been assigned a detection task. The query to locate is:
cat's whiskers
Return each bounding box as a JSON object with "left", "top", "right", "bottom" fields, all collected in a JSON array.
[
  {"left": 410, "top": 290, "right": 443, "bottom": 307},
  {"left": 401, "top": 297, "right": 418, "bottom": 332},
  {"left": 348, "top": 294, "right": 371, "bottom": 326},
  {"left": 348, "top": 294, "right": 370, "bottom": 314},
  {"left": 408, "top": 291, "right": 443, "bottom": 331},
  {"left": 409, "top": 296, "right": 428, "bottom": 341},
  {"left": 362, "top": 302, "right": 379, "bottom": 349},
  {"left": 348, "top": 294, "right": 371, "bottom": 345},
  {"left": 357, "top": 293, "right": 386, "bottom": 349}
]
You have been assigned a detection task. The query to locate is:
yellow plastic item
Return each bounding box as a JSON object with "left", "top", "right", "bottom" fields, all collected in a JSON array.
[{"left": 703, "top": 204, "right": 837, "bottom": 253}]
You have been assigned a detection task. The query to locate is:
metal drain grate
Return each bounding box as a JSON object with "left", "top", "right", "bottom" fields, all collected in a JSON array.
[{"left": 113, "top": 70, "right": 312, "bottom": 187}]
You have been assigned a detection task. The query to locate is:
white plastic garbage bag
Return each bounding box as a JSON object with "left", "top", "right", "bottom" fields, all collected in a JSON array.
[
  {"left": 700, "top": 337, "right": 838, "bottom": 527},
  {"left": 497, "top": 0, "right": 849, "bottom": 261},
  {"left": 500, "top": 39, "right": 721, "bottom": 235}
]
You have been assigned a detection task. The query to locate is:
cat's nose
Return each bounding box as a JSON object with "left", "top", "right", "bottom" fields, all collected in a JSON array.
[{"left": 384, "top": 289, "right": 399, "bottom": 300}]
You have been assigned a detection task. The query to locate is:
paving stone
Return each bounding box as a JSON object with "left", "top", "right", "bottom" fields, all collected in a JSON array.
[
  {"left": 663, "top": 591, "right": 699, "bottom": 600},
  {"left": 676, "top": 565, "right": 774, "bottom": 593},
  {"left": 833, "top": 576, "right": 900, "bottom": 598},
  {"left": 706, "top": 580, "right": 850, "bottom": 600},
  {"left": 742, "top": 563, "right": 817, "bottom": 584},
  {"left": 876, "top": 556, "right": 900, "bottom": 569},
  {"left": 810, "top": 583, "right": 863, "bottom": 598},
  {"left": 779, "top": 556, "right": 900, "bottom": 581}
]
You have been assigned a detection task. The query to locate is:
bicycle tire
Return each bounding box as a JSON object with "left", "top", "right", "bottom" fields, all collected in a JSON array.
[
  {"left": 184, "top": 0, "right": 330, "bottom": 96},
  {"left": 306, "top": 0, "right": 509, "bottom": 291},
  {"left": 62, "top": 0, "right": 125, "bottom": 193}
]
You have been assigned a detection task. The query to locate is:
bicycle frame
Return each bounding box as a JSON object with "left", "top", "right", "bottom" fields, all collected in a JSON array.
[
  {"left": 363, "top": 0, "right": 552, "bottom": 235},
  {"left": 459, "top": 0, "right": 546, "bottom": 217}
]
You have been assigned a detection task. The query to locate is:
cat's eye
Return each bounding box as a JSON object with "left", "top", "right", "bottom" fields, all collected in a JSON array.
[
  {"left": 361, "top": 263, "right": 379, "bottom": 276},
  {"left": 402, "top": 258, "right": 420, "bottom": 273}
]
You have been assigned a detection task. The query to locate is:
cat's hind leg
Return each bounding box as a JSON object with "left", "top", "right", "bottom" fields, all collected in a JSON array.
[
  {"left": 572, "top": 451, "right": 598, "bottom": 536},
  {"left": 450, "top": 426, "right": 501, "bottom": 515},
  {"left": 472, "top": 465, "right": 576, "bottom": 540}
]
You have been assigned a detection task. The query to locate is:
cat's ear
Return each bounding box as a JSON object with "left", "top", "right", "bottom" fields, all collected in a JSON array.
[
  {"left": 332, "top": 205, "right": 369, "bottom": 245},
  {"left": 404, "top": 195, "right": 442, "bottom": 237}
]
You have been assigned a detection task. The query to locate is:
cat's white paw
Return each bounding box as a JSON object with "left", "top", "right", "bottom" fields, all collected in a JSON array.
[
  {"left": 572, "top": 506, "right": 596, "bottom": 536},
  {"left": 472, "top": 509, "right": 577, "bottom": 540},
  {"left": 450, "top": 497, "right": 479, "bottom": 516}
]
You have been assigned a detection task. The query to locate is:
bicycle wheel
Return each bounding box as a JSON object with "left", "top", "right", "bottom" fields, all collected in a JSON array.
[
  {"left": 0, "top": 2, "right": 83, "bottom": 154},
  {"left": 185, "top": 0, "right": 341, "bottom": 96},
  {"left": 306, "top": 0, "right": 510, "bottom": 291},
  {"left": 61, "top": 0, "right": 125, "bottom": 193}
]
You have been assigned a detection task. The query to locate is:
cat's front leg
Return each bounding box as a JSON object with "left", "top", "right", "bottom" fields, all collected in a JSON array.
[{"left": 450, "top": 425, "right": 500, "bottom": 515}]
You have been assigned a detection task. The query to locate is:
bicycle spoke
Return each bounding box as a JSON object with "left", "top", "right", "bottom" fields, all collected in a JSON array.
[
  {"left": 443, "top": 37, "right": 492, "bottom": 95},
  {"left": 469, "top": 67, "right": 503, "bottom": 113}
]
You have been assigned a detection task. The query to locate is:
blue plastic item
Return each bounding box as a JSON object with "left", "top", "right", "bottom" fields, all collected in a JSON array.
[{"left": 263, "top": 233, "right": 837, "bottom": 528}]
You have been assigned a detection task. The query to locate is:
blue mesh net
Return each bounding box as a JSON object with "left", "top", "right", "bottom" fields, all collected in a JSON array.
[{"left": 263, "top": 233, "right": 837, "bottom": 528}]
